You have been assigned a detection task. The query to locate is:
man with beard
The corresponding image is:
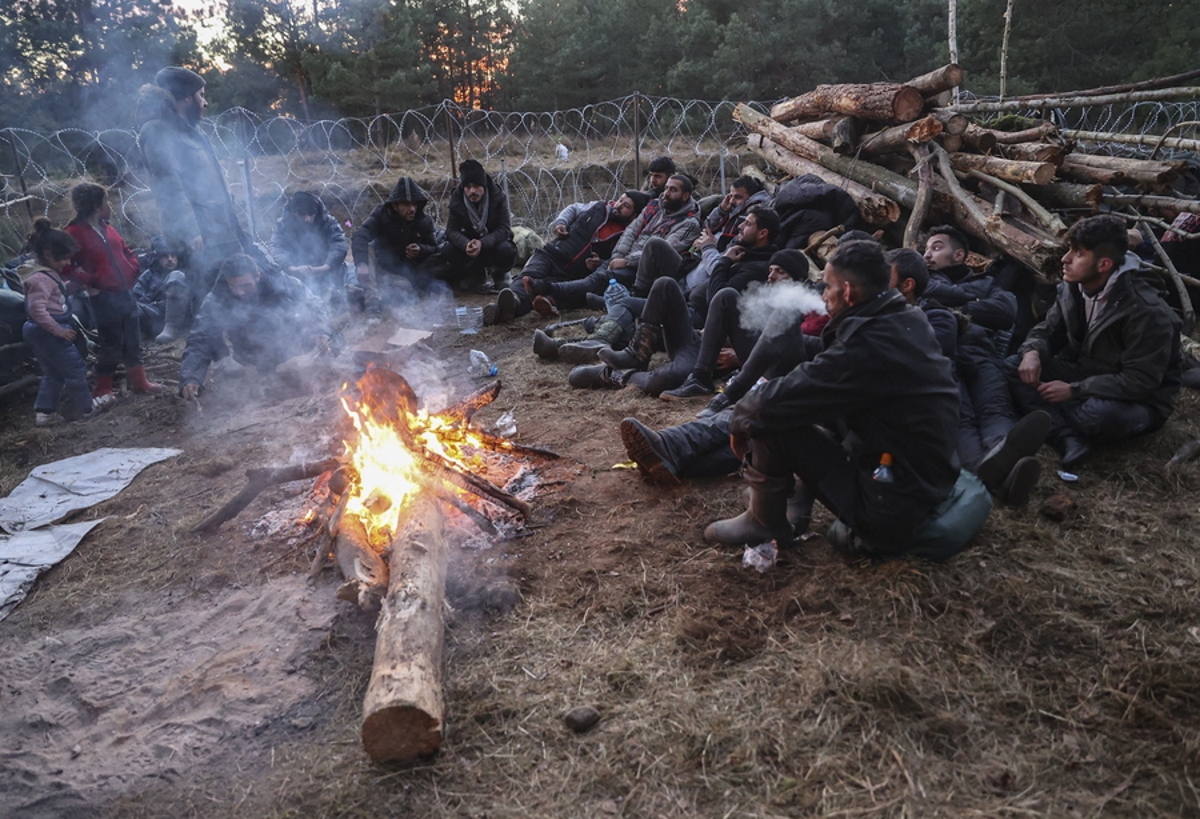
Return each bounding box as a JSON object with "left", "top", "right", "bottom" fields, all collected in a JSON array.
[
  {"left": 529, "top": 174, "right": 702, "bottom": 313},
  {"left": 483, "top": 190, "right": 649, "bottom": 324},
  {"left": 570, "top": 207, "right": 780, "bottom": 396},
  {"left": 178, "top": 254, "right": 331, "bottom": 401},
  {"left": 270, "top": 191, "right": 349, "bottom": 308},
  {"left": 136, "top": 67, "right": 258, "bottom": 342},
  {"left": 437, "top": 159, "right": 516, "bottom": 294},
  {"left": 350, "top": 177, "right": 439, "bottom": 312}
]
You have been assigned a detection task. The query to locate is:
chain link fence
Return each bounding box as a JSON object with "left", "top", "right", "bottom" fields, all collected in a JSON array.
[{"left": 1, "top": 93, "right": 1197, "bottom": 258}]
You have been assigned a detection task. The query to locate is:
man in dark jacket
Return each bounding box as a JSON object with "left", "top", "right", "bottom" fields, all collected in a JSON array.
[
  {"left": 1007, "top": 214, "right": 1182, "bottom": 470},
  {"left": 704, "top": 240, "right": 962, "bottom": 558},
  {"left": 350, "top": 177, "right": 438, "bottom": 312},
  {"left": 271, "top": 191, "right": 349, "bottom": 306},
  {"left": 438, "top": 159, "right": 516, "bottom": 294},
  {"left": 135, "top": 67, "right": 256, "bottom": 341},
  {"left": 179, "top": 254, "right": 331, "bottom": 400},
  {"left": 485, "top": 191, "right": 649, "bottom": 324}
]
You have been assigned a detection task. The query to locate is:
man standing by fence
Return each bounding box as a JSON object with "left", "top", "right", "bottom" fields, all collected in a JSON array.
[{"left": 135, "top": 66, "right": 256, "bottom": 342}]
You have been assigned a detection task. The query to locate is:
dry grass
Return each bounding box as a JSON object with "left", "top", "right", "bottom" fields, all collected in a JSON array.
[{"left": 2, "top": 300, "right": 1200, "bottom": 817}]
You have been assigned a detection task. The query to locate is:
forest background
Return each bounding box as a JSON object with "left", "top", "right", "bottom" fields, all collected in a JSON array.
[{"left": 2, "top": 0, "right": 1197, "bottom": 132}]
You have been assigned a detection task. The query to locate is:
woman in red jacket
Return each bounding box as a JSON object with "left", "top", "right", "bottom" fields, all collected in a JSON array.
[{"left": 66, "top": 183, "right": 163, "bottom": 401}]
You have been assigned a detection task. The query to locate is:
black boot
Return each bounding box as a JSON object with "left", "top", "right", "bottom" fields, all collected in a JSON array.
[
  {"left": 598, "top": 322, "right": 657, "bottom": 371},
  {"left": 620, "top": 418, "right": 680, "bottom": 483},
  {"left": 568, "top": 364, "right": 630, "bottom": 390},
  {"left": 975, "top": 410, "right": 1051, "bottom": 491},
  {"left": 532, "top": 329, "right": 560, "bottom": 360},
  {"left": 703, "top": 464, "right": 797, "bottom": 547},
  {"left": 560, "top": 318, "right": 626, "bottom": 364}
]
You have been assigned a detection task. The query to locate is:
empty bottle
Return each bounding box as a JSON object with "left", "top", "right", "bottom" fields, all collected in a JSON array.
[
  {"left": 603, "top": 277, "right": 630, "bottom": 311},
  {"left": 468, "top": 350, "right": 498, "bottom": 378},
  {"left": 872, "top": 452, "right": 894, "bottom": 482}
]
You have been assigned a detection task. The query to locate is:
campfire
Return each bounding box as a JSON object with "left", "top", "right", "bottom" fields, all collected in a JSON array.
[{"left": 192, "top": 365, "right": 558, "bottom": 762}]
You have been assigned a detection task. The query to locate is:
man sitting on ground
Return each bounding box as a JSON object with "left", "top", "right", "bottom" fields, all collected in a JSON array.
[
  {"left": 1006, "top": 213, "right": 1182, "bottom": 471},
  {"left": 350, "top": 177, "right": 439, "bottom": 313},
  {"left": 271, "top": 191, "right": 349, "bottom": 308}
]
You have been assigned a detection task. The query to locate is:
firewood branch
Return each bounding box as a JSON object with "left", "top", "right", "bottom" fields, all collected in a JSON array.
[{"left": 192, "top": 458, "right": 341, "bottom": 533}]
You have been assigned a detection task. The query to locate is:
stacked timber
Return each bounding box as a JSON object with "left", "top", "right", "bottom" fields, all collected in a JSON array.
[{"left": 735, "top": 66, "right": 1198, "bottom": 279}]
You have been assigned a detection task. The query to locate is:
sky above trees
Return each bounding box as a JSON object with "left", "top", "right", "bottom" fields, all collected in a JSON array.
[{"left": 1, "top": 0, "right": 1195, "bottom": 131}]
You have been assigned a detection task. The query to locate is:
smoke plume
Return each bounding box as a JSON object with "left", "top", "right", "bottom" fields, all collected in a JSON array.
[{"left": 738, "top": 280, "right": 826, "bottom": 338}]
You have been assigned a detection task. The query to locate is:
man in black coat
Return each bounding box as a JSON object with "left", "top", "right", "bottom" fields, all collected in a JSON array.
[
  {"left": 704, "top": 240, "right": 962, "bottom": 558},
  {"left": 437, "top": 159, "right": 516, "bottom": 294},
  {"left": 350, "top": 176, "right": 439, "bottom": 312},
  {"left": 1007, "top": 214, "right": 1182, "bottom": 470},
  {"left": 271, "top": 191, "right": 349, "bottom": 307}
]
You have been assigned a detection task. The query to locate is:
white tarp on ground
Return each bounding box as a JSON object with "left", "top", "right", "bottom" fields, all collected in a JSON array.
[{"left": 0, "top": 447, "right": 181, "bottom": 621}]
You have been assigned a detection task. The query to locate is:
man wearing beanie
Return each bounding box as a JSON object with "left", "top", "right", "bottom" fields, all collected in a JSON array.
[
  {"left": 484, "top": 190, "right": 649, "bottom": 325},
  {"left": 437, "top": 159, "right": 516, "bottom": 294},
  {"left": 135, "top": 66, "right": 256, "bottom": 342}
]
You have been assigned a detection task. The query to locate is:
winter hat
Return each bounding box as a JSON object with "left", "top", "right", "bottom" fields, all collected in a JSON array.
[
  {"left": 647, "top": 156, "right": 676, "bottom": 175},
  {"left": 769, "top": 249, "right": 809, "bottom": 282},
  {"left": 155, "top": 66, "right": 205, "bottom": 100},
  {"left": 625, "top": 190, "right": 651, "bottom": 216},
  {"left": 288, "top": 191, "right": 322, "bottom": 217},
  {"left": 459, "top": 159, "right": 488, "bottom": 187}
]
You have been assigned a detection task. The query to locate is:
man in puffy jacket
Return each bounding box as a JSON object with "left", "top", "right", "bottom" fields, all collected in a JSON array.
[
  {"left": 271, "top": 191, "right": 349, "bottom": 307},
  {"left": 350, "top": 177, "right": 439, "bottom": 312}
]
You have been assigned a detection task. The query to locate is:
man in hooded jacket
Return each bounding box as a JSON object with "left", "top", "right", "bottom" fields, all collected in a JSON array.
[
  {"left": 271, "top": 191, "right": 349, "bottom": 306},
  {"left": 350, "top": 176, "right": 439, "bottom": 311}
]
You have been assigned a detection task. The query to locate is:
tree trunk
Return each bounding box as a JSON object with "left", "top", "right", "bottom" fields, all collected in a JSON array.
[
  {"left": 931, "top": 109, "right": 969, "bottom": 136},
  {"left": 859, "top": 115, "right": 943, "bottom": 157},
  {"left": 361, "top": 502, "right": 449, "bottom": 762},
  {"left": 904, "top": 144, "right": 936, "bottom": 249},
  {"left": 736, "top": 104, "right": 918, "bottom": 208},
  {"left": 1000, "top": 142, "right": 1066, "bottom": 166},
  {"left": 770, "top": 82, "right": 925, "bottom": 124},
  {"left": 942, "top": 86, "right": 1200, "bottom": 114},
  {"left": 746, "top": 137, "right": 901, "bottom": 225},
  {"left": 997, "top": 69, "right": 1200, "bottom": 102},
  {"left": 961, "top": 123, "right": 998, "bottom": 153},
  {"left": 1029, "top": 182, "right": 1104, "bottom": 211},
  {"left": 948, "top": 152, "right": 1057, "bottom": 185},
  {"left": 1062, "top": 129, "right": 1200, "bottom": 154},
  {"left": 1060, "top": 154, "right": 1183, "bottom": 188},
  {"left": 989, "top": 121, "right": 1058, "bottom": 144},
  {"left": 1102, "top": 193, "right": 1200, "bottom": 215},
  {"left": 906, "top": 64, "right": 965, "bottom": 97},
  {"left": 789, "top": 117, "right": 844, "bottom": 141}
]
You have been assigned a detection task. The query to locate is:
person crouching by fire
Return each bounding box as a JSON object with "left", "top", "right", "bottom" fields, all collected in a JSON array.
[{"left": 179, "top": 254, "right": 333, "bottom": 401}]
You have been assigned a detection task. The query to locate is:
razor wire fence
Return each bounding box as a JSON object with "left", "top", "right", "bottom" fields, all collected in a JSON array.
[{"left": 1, "top": 92, "right": 1197, "bottom": 259}]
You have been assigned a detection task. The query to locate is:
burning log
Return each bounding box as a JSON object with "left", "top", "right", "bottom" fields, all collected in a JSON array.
[
  {"left": 335, "top": 512, "right": 389, "bottom": 609},
  {"left": 439, "top": 380, "right": 501, "bottom": 421},
  {"left": 770, "top": 82, "right": 925, "bottom": 125},
  {"left": 361, "top": 502, "right": 449, "bottom": 762}
]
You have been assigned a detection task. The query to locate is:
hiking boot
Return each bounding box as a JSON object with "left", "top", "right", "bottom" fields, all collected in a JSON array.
[
  {"left": 619, "top": 418, "right": 680, "bottom": 483},
  {"left": 598, "top": 322, "right": 657, "bottom": 371},
  {"left": 492, "top": 288, "right": 519, "bottom": 323},
  {"left": 661, "top": 372, "right": 715, "bottom": 401},
  {"left": 532, "top": 329, "right": 561, "bottom": 360},
  {"left": 568, "top": 364, "right": 629, "bottom": 390},
  {"left": 999, "top": 455, "right": 1041, "bottom": 506},
  {"left": 532, "top": 295, "right": 559, "bottom": 317},
  {"left": 558, "top": 340, "right": 608, "bottom": 365},
  {"left": 703, "top": 464, "right": 797, "bottom": 548},
  {"left": 696, "top": 391, "right": 733, "bottom": 419},
  {"left": 522, "top": 275, "right": 551, "bottom": 298},
  {"left": 976, "top": 410, "right": 1051, "bottom": 492}
]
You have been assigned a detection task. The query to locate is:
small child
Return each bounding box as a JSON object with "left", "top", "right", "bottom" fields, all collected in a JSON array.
[
  {"left": 66, "top": 182, "right": 163, "bottom": 403},
  {"left": 20, "top": 219, "right": 92, "bottom": 425}
]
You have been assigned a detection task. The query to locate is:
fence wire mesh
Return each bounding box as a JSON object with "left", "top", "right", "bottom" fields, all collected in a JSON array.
[{"left": 1, "top": 93, "right": 1196, "bottom": 258}]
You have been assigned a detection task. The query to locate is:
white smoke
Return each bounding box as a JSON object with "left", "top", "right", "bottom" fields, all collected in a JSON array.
[{"left": 738, "top": 280, "right": 827, "bottom": 338}]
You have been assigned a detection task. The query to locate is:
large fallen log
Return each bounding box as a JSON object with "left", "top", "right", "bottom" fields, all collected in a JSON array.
[
  {"left": 1103, "top": 194, "right": 1200, "bottom": 216},
  {"left": 940, "top": 86, "right": 1200, "bottom": 114},
  {"left": 1059, "top": 154, "right": 1183, "bottom": 188},
  {"left": 986, "top": 121, "right": 1058, "bottom": 144},
  {"left": 746, "top": 136, "right": 901, "bottom": 225},
  {"left": 961, "top": 124, "right": 998, "bottom": 154},
  {"left": 907, "top": 64, "right": 965, "bottom": 97},
  {"left": 770, "top": 82, "right": 925, "bottom": 124},
  {"left": 1000, "top": 142, "right": 1066, "bottom": 166},
  {"left": 737, "top": 104, "right": 917, "bottom": 209},
  {"left": 361, "top": 502, "right": 449, "bottom": 762},
  {"left": 1062, "top": 129, "right": 1200, "bottom": 154},
  {"left": 948, "top": 152, "right": 1057, "bottom": 185},
  {"left": 1028, "top": 182, "right": 1104, "bottom": 211},
  {"left": 858, "top": 115, "right": 943, "bottom": 157}
]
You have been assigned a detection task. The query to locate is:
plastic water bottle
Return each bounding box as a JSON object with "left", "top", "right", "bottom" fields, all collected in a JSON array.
[
  {"left": 872, "top": 452, "right": 894, "bottom": 482},
  {"left": 603, "top": 278, "right": 630, "bottom": 311},
  {"left": 468, "top": 350, "right": 498, "bottom": 378}
]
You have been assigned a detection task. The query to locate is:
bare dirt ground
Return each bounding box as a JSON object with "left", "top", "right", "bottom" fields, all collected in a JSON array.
[{"left": 2, "top": 292, "right": 1200, "bottom": 819}]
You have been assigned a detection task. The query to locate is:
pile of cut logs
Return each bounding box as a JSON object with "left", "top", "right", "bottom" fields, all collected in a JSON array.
[{"left": 735, "top": 66, "right": 1200, "bottom": 281}]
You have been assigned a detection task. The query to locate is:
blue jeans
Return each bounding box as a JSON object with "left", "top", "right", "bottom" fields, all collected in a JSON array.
[{"left": 23, "top": 320, "right": 91, "bottom": 419}]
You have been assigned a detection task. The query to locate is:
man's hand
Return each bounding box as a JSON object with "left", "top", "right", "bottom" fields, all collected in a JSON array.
[
  {"left": 54, "top": 327, "right": 77, "bottom": 342},
  {"left": 465, "top": 239, "right": 482, "bottom": 258},
  {"left": 181, "top": 382, "right": 201, "bottom": 401},
  {"left": 552, "top": 223, "right": 569, "bottom": 239},
  {"left": 693, "top": 227, "right": 716, "bottom": 253},
  {"left": 609, "top": 257, "right": 628, "bottom": 270},
  {"left": 1037, "top": 380, "right": 1074, "bottom": 403},
  {"left": 723, "top": 245, "right": 746, "bottom": 262},
  {"left": 405, "top": 243, "right": 421, "bottom": 259},
  {"left": 1018, "top": 350, "right": 1042, "bottom": 386},
  {"left": 291, "top": 265, "right": 313, "bottom": 277},
  {"left": 585, "top": 252, "right": 601, "bottom": 271},
  {"left": 730, "top": 432, "right": 751, "bottom": 461},
  {"left": 719, "top": 192, "right": 737, "bottom": 213}
]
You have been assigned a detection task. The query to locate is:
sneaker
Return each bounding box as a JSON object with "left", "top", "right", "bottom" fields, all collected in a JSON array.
[
  {"left": 92, "top": 393, "right": 117, "bottom": 412},
  {"left": 660, "top": 373, "right": 715, "bottom": 401},
  {"left": 532, "top": 295, "right": 559, "bottom": 317},
  {"left": 34, "top": 412, "right": 60, "bottom": 427},
  {"left": 482, "top": 302, "right": 499, "bottom": 326},
  {"left": 696, "top": 391, "right": 733, "bottom": 419}
]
